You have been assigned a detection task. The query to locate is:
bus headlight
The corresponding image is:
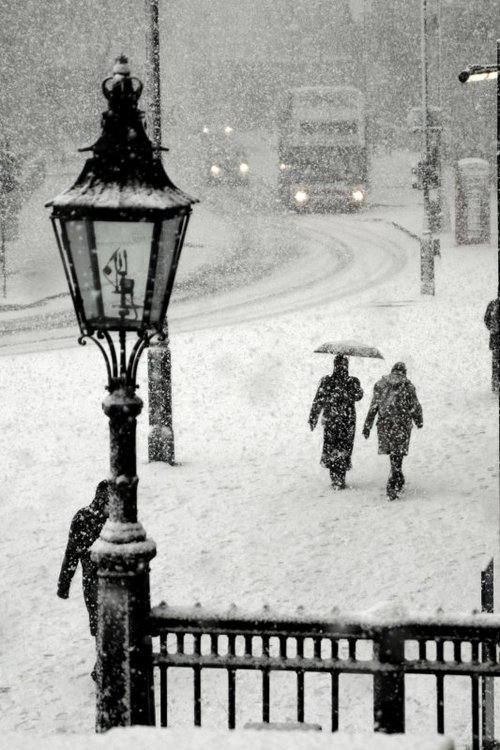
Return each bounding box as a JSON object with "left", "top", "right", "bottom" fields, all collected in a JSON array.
[
  {"left": 294, "top": 190, "right": 308, "bottom": 204},
  {"left": 352, "top": 189, "right": 364, "bottom": 202},
  {"left": 239, "top": 162, "right": 249, "bottom": 174},
  {"left": 210, "top": 165, "right": 221, "bottom": 175}
]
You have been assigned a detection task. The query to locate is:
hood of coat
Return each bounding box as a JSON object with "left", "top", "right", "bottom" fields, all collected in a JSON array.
[
  {"left": 90, "top": 480, "right": 110, "bottom": 517},
  {"left": 385, "top": 371, "right": 407, "bottom": 387},
  {"left": 332, "top": 354, "right": 349, "bottom": 377}
]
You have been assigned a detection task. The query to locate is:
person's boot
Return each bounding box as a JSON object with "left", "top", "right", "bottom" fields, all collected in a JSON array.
[
  {"left": 387, "top": 473, "right": 398, "bottom": 500},
  {"left": 331, "top": 473, "right": 345, "bottom": 489},
  {"left": 395, "top": 470, "right": 405, "bottom": 492},
  {"left": 330, "top": 464, "right": 346, "bottom": 489}
]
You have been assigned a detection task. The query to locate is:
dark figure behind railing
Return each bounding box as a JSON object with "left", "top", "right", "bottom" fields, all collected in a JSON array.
[{"left": 484, "top": 299, "right": 499, "bottom": 392}]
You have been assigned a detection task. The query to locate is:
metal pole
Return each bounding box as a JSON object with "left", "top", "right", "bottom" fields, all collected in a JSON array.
[
  {"left": 435, "top": 0, "right": 446, "bottom": 231},
  {"left": 0, "top": 221, "right": 6, "bottom": 298},
  {"left": 421, "top": 0, "right": 430, "bottom": 233},
  {"left": 420, "top": 0, "right": 436, "bottom": 295},
  {"left": 497, "top": 40, "right": 500, "bottom": 395},
  {"left": 145, "top": 0, "right": 162, "bottom": 148},
  {"left": 363, "top": 0, "right": 370, "bottom": 156},
  {"left": 491, "top": 40, "right": 499, "bottom": 395},
  {"left": 145, "top": 0, "right": 176, "bottom": 464},
  {"left": 373, "top": 627, "right": 405, "bottom": 733},
  {"left": 420, "top": 230, "right": 435, "bottom": 295},
  {"left": 481, "top": 558, "right": 495, "bottom": 749},
  {"left": 92, "top": 383, "right": 156, "bottom": 731}
]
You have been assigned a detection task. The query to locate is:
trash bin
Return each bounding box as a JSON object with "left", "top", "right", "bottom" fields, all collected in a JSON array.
[{"left": 455, "top": 157, "right": 491, "bottom": 245}]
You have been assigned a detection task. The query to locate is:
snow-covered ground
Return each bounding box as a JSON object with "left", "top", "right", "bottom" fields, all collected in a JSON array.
[
  {"left": 1, "top": 727, "right": 455, "bottom": 750},
  {"left": 0, "top": 144, "right": 497, "bottom": 746}
]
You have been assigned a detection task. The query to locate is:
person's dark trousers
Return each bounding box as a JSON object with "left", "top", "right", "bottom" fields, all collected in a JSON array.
[
  {"left": 330, "top": 456, "right": 347, "bottom": 489},
  {"left": 388, "top": 453, "right": 405, "bottom": 493},
  {"left": 83, "top": 580, "right": 98, "bottom": 637}
]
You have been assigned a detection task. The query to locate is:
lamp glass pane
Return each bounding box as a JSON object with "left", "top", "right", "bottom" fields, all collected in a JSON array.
[
  {"left": 149, "top": 216, "right": 183, "bottom": 323},
  {"left": 65, "top": 220, "right": 99, "bottom": 319},
  {"left": 66, "top": 219, "right": 155, "bottom": 328},
  {"left": 93, "top": 220, "right": 153, "bottom": 326}
]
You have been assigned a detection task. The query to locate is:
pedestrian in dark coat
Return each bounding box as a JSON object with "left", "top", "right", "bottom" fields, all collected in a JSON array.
[
  {"left": 484, "top": 298, "right": 499, "bottom": 391},
  {"left": 309, "top": 354, "right": 363, "bottom": 489},
  {"left": 362, "top": 362, "right": 423, "bottom": 499},
  {"left": 57, "top": 480, "right": 110, "bottom": 638}
]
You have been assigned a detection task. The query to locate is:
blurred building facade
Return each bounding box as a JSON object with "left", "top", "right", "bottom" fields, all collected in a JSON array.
[{"left": 0, "top": 0, "right": 495, "bottom": 171}]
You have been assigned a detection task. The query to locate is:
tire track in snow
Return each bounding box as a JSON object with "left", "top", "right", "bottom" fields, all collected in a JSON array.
[
  {"left": 0, "top": 215, "right": 409, "bottom": 355},
  {"left": 169, "top": 215, "right": 409, "bottom": 332}
]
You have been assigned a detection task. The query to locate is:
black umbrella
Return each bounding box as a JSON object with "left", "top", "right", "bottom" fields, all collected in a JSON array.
[{"left": 314, "top": 340, "right": 384, "bottom": 359}]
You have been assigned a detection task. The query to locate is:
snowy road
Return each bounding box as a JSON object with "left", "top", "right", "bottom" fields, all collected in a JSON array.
[
  {"left": 0, "top": 206, "right": 410, "bottom": 353},
  {"left": 171, "top": 214, "right": 409, "bottom": 331}
]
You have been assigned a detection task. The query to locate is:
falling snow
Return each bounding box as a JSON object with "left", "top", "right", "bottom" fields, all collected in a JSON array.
[{"left": 0, "top": 1, "right": 497, "bottom": 748}]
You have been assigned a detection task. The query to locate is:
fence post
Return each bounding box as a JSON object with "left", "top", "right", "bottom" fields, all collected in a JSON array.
[
  {"left": 481, "top": 558, "right": 495, "bottom": 750},
  {"left": 373, "top": 627, "right": 405, "bottom": 733}
]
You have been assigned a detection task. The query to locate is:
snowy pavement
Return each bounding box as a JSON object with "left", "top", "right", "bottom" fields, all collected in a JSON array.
[
  {"left": 0, "top": 148, "right": 497, "bottom": 745},
  {"left": 0, "top": 727, "right": 456, "bottom": 750}
]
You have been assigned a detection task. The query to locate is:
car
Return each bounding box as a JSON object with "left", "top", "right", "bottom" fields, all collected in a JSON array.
[{"left": 205, "top": 135, "right": 250, "bottom": 186}]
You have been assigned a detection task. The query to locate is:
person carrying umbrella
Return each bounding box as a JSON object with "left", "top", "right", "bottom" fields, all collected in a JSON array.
[
  {"left": 309, "top": 354, "right": 363, "bottom": 489},
  {"left": 362, "top": 362, "right": 423, "bottom": 500}
]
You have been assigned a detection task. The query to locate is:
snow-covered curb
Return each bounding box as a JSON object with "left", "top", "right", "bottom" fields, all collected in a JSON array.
[{"left": 2, "top": 727, "right": 455, "bottom": 750}]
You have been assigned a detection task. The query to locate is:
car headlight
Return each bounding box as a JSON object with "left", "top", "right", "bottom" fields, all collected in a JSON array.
[
  {"left": 224, "top": 126, "right": 234, "bottom": 134},
  {"left": 210, "top": 165, "right": 221, "bottom": 175},
  {"left": 294, "top": 190, "right": 308, "bottom": 204},
  {"left": 352, "top": 189, "right": 364, "bottom": 202},
  {"left": 279, "top": 163, "right": 290, "bottom": 171},
  {"left": 239, "top": 162, "right": 249, "bottom": 174}
]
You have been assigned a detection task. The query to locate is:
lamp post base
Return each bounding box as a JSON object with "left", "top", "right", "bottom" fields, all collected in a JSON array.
[{"left": 93, "top": 536, "right": 157, "bottom": 732}]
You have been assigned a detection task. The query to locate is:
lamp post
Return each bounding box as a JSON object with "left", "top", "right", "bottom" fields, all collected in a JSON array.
[
  {"left": 420, "top": 0, "right": 443, "bottom": 295},
  {"left": 46, "top": 55, "right": 197, "bottom": 731},
  {"left": 459, "top": 45, "right": 499, "bottom": 749},
  {"left": 459, "top": 44, "right": 499, "bottom": 349},
  {"left": 144, "top": 0, "right": 177, "bottom": 465}
]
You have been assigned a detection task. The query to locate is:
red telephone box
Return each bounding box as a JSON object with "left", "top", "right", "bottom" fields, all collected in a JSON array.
[{"left": 455, "top": 158, "right": 491, "bottom": 245}]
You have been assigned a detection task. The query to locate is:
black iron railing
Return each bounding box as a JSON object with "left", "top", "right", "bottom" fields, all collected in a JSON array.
[{"left": 148, "top": 604, "right": 500, "bottom": 748}]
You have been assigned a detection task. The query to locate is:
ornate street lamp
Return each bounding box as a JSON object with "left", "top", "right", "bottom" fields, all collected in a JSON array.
[{"left": 46, "top": 55, "right": 197, "bottom": 731}]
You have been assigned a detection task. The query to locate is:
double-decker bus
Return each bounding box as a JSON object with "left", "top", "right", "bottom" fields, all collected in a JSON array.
[{"left": 278, "top": 86, "right": 368, "bottom": 212}]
